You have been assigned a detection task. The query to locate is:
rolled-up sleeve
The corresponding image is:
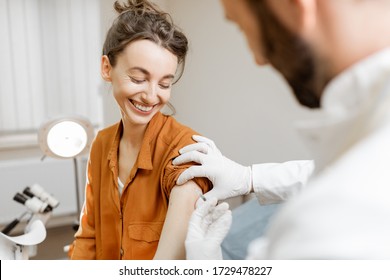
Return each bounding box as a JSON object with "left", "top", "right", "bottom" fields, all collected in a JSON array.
[{"left": 162, "top": 131, "right": 212, "bottom": 198}]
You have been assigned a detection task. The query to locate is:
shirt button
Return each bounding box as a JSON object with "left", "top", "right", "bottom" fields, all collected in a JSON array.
[{"left": 120, "top": 248, "right": 124, "bottom": 256}]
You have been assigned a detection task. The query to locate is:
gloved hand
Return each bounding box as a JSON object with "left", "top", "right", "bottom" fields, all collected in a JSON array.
[
  {"left": 185, "top": 197, "right": 232, "bottom": 260},
  {"left": 173, "top": 135, "right": 252, "bottom": 204}
]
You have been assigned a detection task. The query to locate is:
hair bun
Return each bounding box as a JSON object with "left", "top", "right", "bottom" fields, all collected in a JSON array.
[{"left": 114, "top": 0, "right": 163, "bottom": 15}]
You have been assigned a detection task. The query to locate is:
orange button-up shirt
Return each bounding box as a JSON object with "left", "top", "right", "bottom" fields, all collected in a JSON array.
[{"left": 70, "top": 112, "right": 212, "bottom": 259}]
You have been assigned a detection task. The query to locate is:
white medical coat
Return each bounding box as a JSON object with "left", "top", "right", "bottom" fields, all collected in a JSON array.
[
  {"left": 248, "top": 48, "right": 390, "bottom": 259},
  {"left": 252, "top": 160, "right": 314, "bottom": 205}
]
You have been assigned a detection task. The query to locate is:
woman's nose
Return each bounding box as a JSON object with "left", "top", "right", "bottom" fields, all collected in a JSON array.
[{"left": 143, "top": 83, "right": 158, "bottom": 102}]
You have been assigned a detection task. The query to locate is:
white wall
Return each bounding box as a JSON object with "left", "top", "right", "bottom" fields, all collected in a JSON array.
[
  {"left": 100, "top": 0, "right": 120, "bottom": 127},
  {"left": 163, "top": 0, "right": 312, "bottom": 165}
]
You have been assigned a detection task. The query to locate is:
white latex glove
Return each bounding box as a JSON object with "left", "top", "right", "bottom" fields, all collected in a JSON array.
[
  {"left": 173, "top": 135, "right": 252, "bottom": 204},
  {"left": 185, "top": 197, "right": 232, "bottom": 260}
]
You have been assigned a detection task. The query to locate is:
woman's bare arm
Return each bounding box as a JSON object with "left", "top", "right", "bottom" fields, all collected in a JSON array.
[{"left": 153, "top": 180, "right": 202, "bottom": 259}]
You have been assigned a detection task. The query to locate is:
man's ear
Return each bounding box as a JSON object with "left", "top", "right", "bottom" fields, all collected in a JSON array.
[
  {"left": 101, "top": 55, "right": 112, "bottom": 82},
  {"left": 268, "top": 0, "right": 317, "bottom": 35}
]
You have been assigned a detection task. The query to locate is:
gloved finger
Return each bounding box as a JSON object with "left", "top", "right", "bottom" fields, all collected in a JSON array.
[
  {"left": 172, "top": 150, "right": 205, "bottom": 166},
  {"left": 195, "top": 193, "right": 209, "bottom": 208},
  {"left": 208, "top": 210, "right": 232, "bottom": 240},
  {"left": 192, "top": 135, "right": 222, "bottom": 156},
  {"left": 190, "top": 197, "right": 218, "bottom": 223},
  {"left": 176, "top": 165, "right": 209, "bottom": 185},
  {"left": 211, "top": 202, "right": 230, "bottom": 221},
  {"left": 178, "top": 142, "right": 210, "bottom": 155},
  {"left": 192, "top": 135, "right": 216, "bottom": 147},
  {"left": 195, "top": 193, "right": 220, "bottom": 208},
  {"left": 195, "top": 200, "right": 228, "bottom": 226},
  {"left": 196, "top": 199, "right": 222, "bottom": 230}
]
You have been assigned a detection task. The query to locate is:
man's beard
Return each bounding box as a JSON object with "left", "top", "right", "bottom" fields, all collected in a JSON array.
[{"left": 248, "top": 1, "right": 330, "bottom": 109}]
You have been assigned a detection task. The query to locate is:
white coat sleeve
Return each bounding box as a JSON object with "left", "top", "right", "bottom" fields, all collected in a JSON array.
[{"left": 252, "top": 160, "right": 314, "bottom": 205}]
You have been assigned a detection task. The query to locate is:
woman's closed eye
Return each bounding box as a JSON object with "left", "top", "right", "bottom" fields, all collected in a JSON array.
[
  {"left": 130, "top": 77, "right": 146, "bottom": 84},
  {"left": 159, "top": 83, "right": 171, "bottom": 89}
]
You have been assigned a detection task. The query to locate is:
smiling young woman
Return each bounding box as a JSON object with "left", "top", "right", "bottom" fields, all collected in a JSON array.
[{"left": 69, "top": 0, "right": 212, "bottom": 260}]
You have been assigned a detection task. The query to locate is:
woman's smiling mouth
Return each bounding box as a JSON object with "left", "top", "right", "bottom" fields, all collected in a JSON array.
[{"left": 130, "top": 99, "right": 155, "bottom": 112}]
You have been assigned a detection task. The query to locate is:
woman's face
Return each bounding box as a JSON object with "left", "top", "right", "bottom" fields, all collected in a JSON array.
[{"left": 103, "top": 39, "right": 178, "bottom": 127}]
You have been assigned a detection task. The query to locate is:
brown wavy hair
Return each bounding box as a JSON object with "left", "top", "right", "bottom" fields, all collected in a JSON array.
[{"left": 103, "top": 0, "right": 189, "bottom": 83}]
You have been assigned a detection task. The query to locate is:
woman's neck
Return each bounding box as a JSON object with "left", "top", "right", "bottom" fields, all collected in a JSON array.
[{"left": 121, "top": 120, "right": 148, "bottom": 149}]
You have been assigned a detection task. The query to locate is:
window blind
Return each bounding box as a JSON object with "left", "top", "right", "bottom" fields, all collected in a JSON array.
[{"left": 0, "top": 0, "right": 102, "bottom": 135}]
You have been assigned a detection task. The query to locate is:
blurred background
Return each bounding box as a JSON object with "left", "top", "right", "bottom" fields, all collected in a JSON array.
[{"left": 0, "top": 0, "right": 312, "bottom": 259}]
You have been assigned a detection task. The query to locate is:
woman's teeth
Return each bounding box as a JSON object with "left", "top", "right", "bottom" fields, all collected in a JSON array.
[{"left": 132, "top": 101, "right": 153, "bottom": 112}]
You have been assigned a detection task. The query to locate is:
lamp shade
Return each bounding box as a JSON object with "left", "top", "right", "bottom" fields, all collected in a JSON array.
[{"left": 38, "top": 116, "right": 94, "bottom": 159}]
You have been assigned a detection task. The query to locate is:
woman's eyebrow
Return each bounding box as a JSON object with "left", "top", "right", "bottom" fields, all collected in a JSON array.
[
  {"left": 161, "top": 74, "right": 175, "bottom": 80},
  {"left": 128, "top": 67, "right": 175, "bottom": 79},
  {"left": 128, "top": 67, "right": 150, "bottom": 75}
]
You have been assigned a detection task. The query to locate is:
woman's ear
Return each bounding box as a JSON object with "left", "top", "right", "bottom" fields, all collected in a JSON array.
[{"left": 101, "top": 55, "right": 112, "bottom": 82}]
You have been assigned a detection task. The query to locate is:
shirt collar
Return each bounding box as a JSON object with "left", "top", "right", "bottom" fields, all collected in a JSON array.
[
  {"left": 108, "top": 123, "right": 122, "bottom": 171},
  {"left": 294, "top": 48, "right": 390, "bottom": 171},
  {"left": 108, "top": 112, "right": 165, "bottom": 171},
  {"left": 137, "top": 112, "right": 165, "bottom": 170},
  {"left": 321, "top": 47, "right": 390, "bottom": 118}
]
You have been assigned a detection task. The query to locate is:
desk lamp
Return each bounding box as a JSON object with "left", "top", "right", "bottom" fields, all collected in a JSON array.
[{"left": 38, "top": 116, "right": 94, "bottom": 228}]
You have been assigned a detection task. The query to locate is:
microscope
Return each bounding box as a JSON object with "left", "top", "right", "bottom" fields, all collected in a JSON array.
[{"left": 0, "top": 184, "right": 59, "bottom": 260}]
